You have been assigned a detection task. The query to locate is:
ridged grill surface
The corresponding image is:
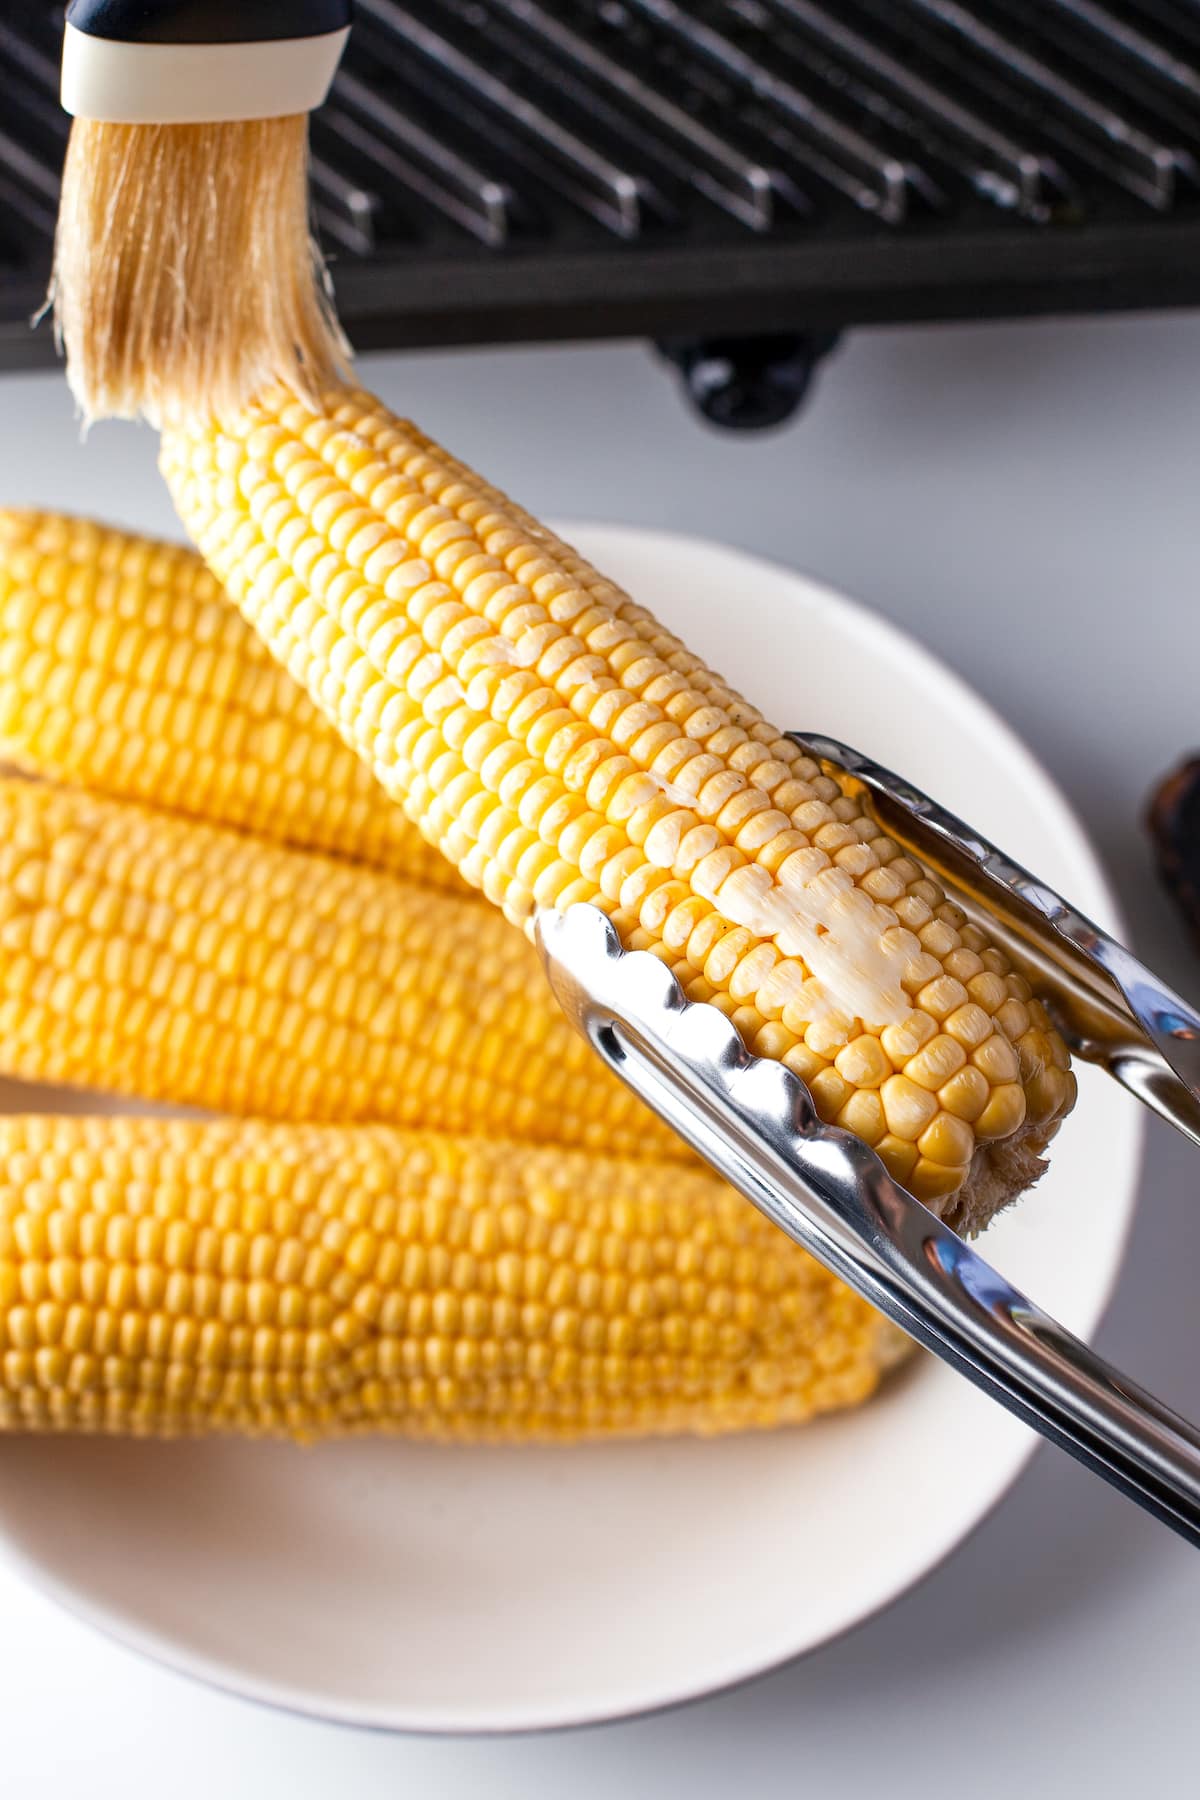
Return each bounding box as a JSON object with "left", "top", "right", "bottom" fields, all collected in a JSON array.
[{"left": 1, "top": 0, "right": 1198, "bottom": 363}]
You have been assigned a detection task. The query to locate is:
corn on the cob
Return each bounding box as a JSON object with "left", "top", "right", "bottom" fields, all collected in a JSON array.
[
  {"left": 0, "top": 776, "right": 684, "bottom": 1161},
  {"left": 161, "top": 387, "right": 1075, "bottom": 1230},
  {"left": 0, "top": 506, "right": 465, "bottom": 892},
  {"left": 0, "top": 1112, "right": 907, "bottom": 1440}
]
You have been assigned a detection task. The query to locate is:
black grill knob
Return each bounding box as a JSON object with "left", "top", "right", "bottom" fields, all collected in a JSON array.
[{"left": 657, "top": 331, "right": 841, "bottom": 430}]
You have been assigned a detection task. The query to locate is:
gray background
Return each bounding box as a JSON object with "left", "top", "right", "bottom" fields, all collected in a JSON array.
[{"left": 1, "top": 310, "right": 1198, "bottom": 1793}]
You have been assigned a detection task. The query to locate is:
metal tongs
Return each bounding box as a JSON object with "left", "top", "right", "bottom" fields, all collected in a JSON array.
[{"left": 535, "top": 734, "right": 1200, "bottom": 1548}]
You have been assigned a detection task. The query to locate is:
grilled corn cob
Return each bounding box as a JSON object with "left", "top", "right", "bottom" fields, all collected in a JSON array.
[
  {"left": 0, "top": 506, "right": 465, "bottom": 891},
  {"left": 0, "top": 1112, "right": 907, "bottom": 1440},
  {"left": 162, "top": 386, "right": 1075, "bottom": 1229},
  {"left": 0, "top": 776, "right": 684, "bottom": 1161}
]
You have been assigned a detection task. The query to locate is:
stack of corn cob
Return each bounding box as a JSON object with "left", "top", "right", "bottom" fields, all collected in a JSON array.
[
  {"left": 0, "top": 507, "right": 914, "bottom": 1441},
  {"left": 0, "top": 388, "right": 1078, "bottom": 1441}
]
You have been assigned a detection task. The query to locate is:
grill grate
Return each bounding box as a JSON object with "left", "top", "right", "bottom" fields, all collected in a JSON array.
[{"left": 1, "top": 1, "right": 1198, "bottom": 418}]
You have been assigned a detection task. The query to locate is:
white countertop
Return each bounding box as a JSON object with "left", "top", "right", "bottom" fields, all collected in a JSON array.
[{"left": 2, "top": 313, "right": 1199, "bottom": 1794}]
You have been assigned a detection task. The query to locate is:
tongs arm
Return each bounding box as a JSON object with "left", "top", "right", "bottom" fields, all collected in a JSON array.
[
  {"left": 537, "top": 904, "right": 1200, "bottom": 1550},
  {"left": 789, "top": 733, "right": 1200, "bottom": 1149}
]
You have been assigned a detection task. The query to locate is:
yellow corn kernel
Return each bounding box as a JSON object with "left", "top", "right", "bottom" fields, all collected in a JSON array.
[
  {"left": 0, "top": 778, "right": 683, "bottom": 1162},
  {"left": 0, "top": 508, "right": 466, "bottom": 893},
  {"left": 0, "top": 1114, "right": 910, "bottom": 1441}
]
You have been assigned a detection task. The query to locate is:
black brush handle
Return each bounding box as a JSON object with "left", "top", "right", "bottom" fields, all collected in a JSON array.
[
  {"left": 66, "top": 3, "right": 353, "bottom": 45},
  {"left": 61, "top": 0, "right": 354, "bottom": 121}
]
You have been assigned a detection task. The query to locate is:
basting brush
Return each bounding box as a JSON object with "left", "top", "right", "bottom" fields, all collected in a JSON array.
[{"left": 51, "top": 0, "right": 354, "bottom": 423}]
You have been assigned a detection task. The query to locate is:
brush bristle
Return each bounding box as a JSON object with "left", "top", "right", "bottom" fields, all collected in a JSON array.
[{"left": 50, "top": 116, "right": 352, "bottom": 425}]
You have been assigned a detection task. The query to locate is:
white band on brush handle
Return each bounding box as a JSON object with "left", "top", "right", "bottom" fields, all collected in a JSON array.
[{"left": 60, "top": 20, "right": 351, "bottom": 123}]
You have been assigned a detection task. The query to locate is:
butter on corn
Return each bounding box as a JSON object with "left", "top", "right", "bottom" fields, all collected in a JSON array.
[
  {"left": 0, "top": 1112, "right": 909, "bottom": 1441},
  {"left": 0, "top": 776, "right": 685, "bottom": 1162},
  {"left": 0, "top": 506, "right": 465, "bottom": 892},
  {"left": 162, "top": 387, "right": 1076, "bottom": 1229}
]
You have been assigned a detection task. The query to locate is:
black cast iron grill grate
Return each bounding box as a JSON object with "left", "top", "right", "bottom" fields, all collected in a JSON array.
[{"left": 1, "top": 1, "right": 1198, "bottom": 422}]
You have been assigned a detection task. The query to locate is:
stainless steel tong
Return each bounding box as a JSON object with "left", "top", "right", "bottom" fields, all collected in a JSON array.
[{"left": 534, "top": 733, "right": 1200, "bottom": 1548}]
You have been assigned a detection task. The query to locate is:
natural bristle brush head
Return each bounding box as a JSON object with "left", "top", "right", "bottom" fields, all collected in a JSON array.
[
  {"left": 51, "top": 0, "right": 354, "bottom": 425},
  {"left": 51, "top": 115, "right": 351, "bottom": 425}
]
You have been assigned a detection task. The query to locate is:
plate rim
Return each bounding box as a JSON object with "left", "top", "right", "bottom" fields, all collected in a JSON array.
[{"left": 0, "top": 521, "right": 1144, "bottom": 1734}]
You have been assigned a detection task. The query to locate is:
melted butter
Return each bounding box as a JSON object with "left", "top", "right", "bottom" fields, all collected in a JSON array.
[
  {"left": 474, "top": 637, "right": 518, "bottom": 666},
  {"left": 653, "top": 775, "right": 704, "bottom": 810},
  {"left": 695, "top": 859, "right": 912, "bottom": 1030},
  {"left": 755, "top": 957, "right": 836, "bottom": 1025},
  {"left": 423, "top": 673, "right": 466, "bottom": 718},
  {"left": 451, "top": 646, "right": 912, "bottom": 1026},
  {"left": 642, "top": 810, "right": 691, "bottom": 868},
  {"left": 471, "top": 634, "right": 545, "bottom": 672}
]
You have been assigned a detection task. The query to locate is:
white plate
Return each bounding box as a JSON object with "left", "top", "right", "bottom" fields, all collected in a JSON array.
[{"left": 0, "top": 524, "right": 1142, "bottom": 1734}]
